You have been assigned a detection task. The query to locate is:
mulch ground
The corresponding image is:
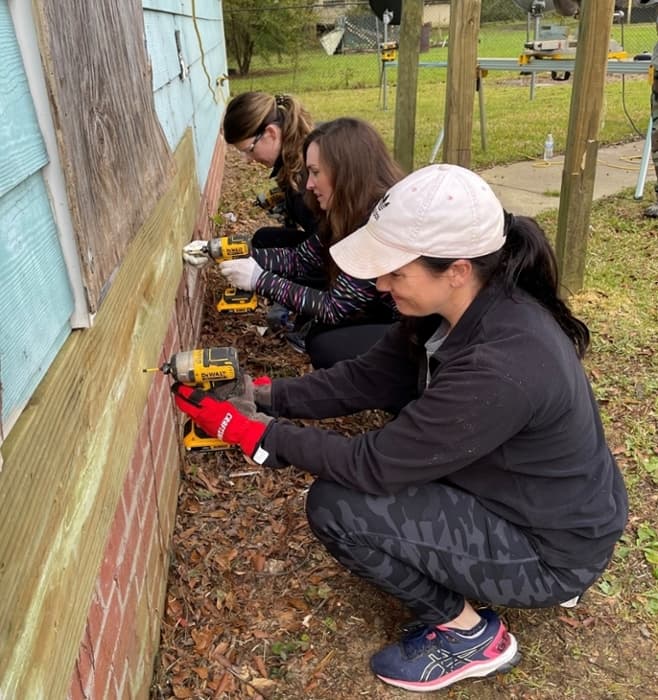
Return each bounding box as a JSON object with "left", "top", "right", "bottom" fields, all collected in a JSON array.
[{"left": 150, "top": 150, "right": 658, "bottom": 700}]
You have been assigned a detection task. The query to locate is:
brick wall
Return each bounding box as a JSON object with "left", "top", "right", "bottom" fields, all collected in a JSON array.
[{"left": 66, "top": 136, "right": 226, "bottom": 700}]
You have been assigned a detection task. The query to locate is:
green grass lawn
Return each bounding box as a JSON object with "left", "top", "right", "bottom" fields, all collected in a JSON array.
[{"left": 229, "top": 22, "right": 655, "bottom": 170}]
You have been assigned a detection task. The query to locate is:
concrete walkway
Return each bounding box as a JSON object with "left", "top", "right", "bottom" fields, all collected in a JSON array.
[{"left": 481, "top": 139, "right": 651, "bottom": 217}]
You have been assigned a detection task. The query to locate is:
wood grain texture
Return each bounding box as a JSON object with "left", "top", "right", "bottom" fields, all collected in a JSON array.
[
  {"left": 32, "top": 0, "right": 175, "bottom": 312},
  {"left": 0, "top": 130, "right": 198, "bottom": 699},
  {"left": 443, "top": 0, "right": 481, "bottom": 168},
  {"left": 393, "top": 0, "right": 423, "bottom": 172},
  {"left": 555, "top": 0, "right": 616, "bottom": 294}
]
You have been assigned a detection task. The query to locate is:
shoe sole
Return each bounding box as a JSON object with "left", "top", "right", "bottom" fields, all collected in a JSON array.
[
  {"left": 375, "top": 633, "right": 520, "bottom": 693},
  {"left": 559, "top": 595, "right": 580, "bottom": 609}
]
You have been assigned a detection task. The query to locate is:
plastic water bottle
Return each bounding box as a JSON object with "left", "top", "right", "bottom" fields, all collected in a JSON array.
[{"left": 543, "top": 133, "right": 554, "bottom": 162}]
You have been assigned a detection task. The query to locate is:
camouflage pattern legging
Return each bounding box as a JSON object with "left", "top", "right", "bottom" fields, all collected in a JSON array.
[{"left": 306, "top": 480, "right": 612, "bottom": 624}]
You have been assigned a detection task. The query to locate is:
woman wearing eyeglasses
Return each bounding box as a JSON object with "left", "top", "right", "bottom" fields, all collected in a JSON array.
[{"left": 222, "top": 91, "right": 317, "bottom": 248}]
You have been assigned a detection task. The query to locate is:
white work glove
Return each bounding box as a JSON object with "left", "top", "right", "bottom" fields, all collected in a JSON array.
[
  {"left": 182, "top": 240, "right": 211, "bottom": 268},
  {"left": 219, "top": 258, "right": 264, "bottom": 291}
]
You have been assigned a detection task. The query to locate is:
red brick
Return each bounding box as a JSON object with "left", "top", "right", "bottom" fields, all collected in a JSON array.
[
  {"left": 73, "top": 626, "right": 95, "bottom": 693},
  {"left": 97, "top": 503, "right": 127, "bottom": 607},
  {"left": 125, "top": 450, "right": 151, "bottom": 532},
  {"left": 90, "top": 586, "right": 121, "bottom": 697},
  {"left": 86, "top": 591, "right": 106, "bottom": 648},
  {"left": 122, "top": 440, "right": 149, "bottom": 519},
  {"left": 132, "top": 501, "right": 156, "bottom": 594},
  {"left": 113, "top": 578, "right": 138, "bottom": 672},
  {"left": 195, "top": 136, "right": 226, "bottom": 237},
  {"left": 115, "top": 508, "right": 142, "bottom": 602},
  {"left": 66, "top": 656, "right": 88, "bottom": 700},
  {"left": 108, "top": 662, "right": 128, "bottom": 700}
]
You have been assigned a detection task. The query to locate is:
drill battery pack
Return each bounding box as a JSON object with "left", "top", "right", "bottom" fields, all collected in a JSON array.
[
  {"left": 182, "top": 418, "right": 230, "bottom": 452},
  {"left": 216, "top": 287, "right": 258, "bottom": 313}
]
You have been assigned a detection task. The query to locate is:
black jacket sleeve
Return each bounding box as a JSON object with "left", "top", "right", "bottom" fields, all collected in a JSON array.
[{"left": 269, "top": 322, "right": 421, "bottom": 418}]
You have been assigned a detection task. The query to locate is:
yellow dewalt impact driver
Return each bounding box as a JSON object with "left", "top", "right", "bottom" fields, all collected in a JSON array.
[
  {"left": 144, "top": 347, "right": 242, "bottom": 451},
  {"left": 205, "top": 236, "right": 258, "bottom": 313}
]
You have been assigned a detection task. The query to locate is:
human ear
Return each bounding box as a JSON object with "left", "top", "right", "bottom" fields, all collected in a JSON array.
[{"left": 449, "top": 260, "right": 473, "bottom": 286}]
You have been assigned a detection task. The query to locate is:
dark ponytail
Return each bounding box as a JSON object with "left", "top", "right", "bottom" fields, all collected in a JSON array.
[
  {"left": 496, "top": 214, "right": 589, "bottom": 357},
  {"left": 482, "top": 214, "right": 590, "bottom": 357},
  {"left": 416, "top": 214, "right": 590, "bottom": 358}
]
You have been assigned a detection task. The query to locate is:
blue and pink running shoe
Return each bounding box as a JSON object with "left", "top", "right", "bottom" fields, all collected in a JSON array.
[{"left": 370, "top": 608, "right": 520, "bottom": 692}]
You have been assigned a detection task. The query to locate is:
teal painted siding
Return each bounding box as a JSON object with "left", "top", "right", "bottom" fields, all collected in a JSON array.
[
  {"left": 0, "top": 175, "right": 74, "bottom": 429},
  {"left": 0, "top": 0, "right": 74, "bottom": 431},
  {"left": 0, "top": 2, "right": 47, "bottom": 197},
  {"left": 143, "top": 0, "right": 229, "bottom": 188}
]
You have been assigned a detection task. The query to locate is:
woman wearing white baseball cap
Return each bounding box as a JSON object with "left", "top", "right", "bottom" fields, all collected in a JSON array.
[{"left": 172, "top": 164, "right": 628, "bottom": 693}]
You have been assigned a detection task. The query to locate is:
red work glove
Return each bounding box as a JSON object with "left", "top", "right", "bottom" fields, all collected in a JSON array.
[
  {"left": 253, "top": 376, "right": 272, "bottom": 386},
  {"left": 172, "top": 383, "right": 268, "bottom": 458}
]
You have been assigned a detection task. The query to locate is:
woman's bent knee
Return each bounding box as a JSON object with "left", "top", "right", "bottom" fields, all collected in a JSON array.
[{"left": 305, "top": 479, "right": 340, "bottom": 531}]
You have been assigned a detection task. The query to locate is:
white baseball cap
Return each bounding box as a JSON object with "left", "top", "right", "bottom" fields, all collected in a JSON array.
[{"left": 330, "top": 164, "right": 506, "bottom": 279}]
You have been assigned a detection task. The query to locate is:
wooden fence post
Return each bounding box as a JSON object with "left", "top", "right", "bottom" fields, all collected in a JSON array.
[
  {"left": 555, "top": 0, "right": 616, "bottom": 295},
  {"left": 393, "top": 0, "right": 423, "bottom": 172},
  {"left": 442, "top": 0, "right": 481, "bottom": 167}
]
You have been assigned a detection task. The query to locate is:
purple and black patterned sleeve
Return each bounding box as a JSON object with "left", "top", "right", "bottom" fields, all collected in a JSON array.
[
  {"left": 252, "top": 234, "right": 324, "bottom": 279},
  {"left": 256, "top": 269, "right": 385, "bottom": 324}
]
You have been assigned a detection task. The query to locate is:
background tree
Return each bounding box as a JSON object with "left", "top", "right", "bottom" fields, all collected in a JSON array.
[
  {"left": 224, "top": 0, "right": 317, "bottom": 76},
  {"left": 480, "top": 0, "right": 525, "bottom": 23}
]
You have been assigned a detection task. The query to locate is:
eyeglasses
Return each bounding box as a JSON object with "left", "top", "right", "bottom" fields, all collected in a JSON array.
[{"left": 237, "top": 132, "right": 263, "bottom": 156}]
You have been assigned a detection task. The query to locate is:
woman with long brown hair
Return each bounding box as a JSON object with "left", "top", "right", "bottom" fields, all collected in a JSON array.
[{"left": 185, "top": 117, "right": 405, "bottom": 368}]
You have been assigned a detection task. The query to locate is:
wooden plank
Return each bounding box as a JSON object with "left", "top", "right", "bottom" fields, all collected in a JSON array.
[
  {"left": 32, "top": 0, "right": 175, "bottom": 312},
  {"left": 393, "top": 0, "right": 423, "bottom": 172},
  {"left": 0, "top": 130, "right": 199, "bottom": 699},
  {"left": 143, "top": 9, "right": 179, "bottom": 91},
  {"left": 555, "top": 0, "right": 616, "bottom": 295},
  {"left": 143, "top": 0, "right": 222, "bottom": 21},
  {"left": 0, "top": 1, "right": 48, "bottom": 197},
  {"left": 146, "top": 6, "right": 227, "bottom": 183},
  {"left": 442, "top": 0, "right": 481, "bottom": 168}
]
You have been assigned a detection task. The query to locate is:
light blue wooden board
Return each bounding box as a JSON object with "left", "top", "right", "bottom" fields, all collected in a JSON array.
[
  {"left": 144, "top": 10, "right": 180, "bottom": 91},
  {"left": 0, "top": 1, "right": 48, "bottom": 198},
  {"left": 145, "top": 2, "right": 227, "bottom": 188},
  {"left": 194, "top": 93, "right": 222, "bottom": 183},
  {"left": 143, "top": 0, "right": 221, "bottom": 21},
  {"left": 0, "top": 174, "right": 74, "bottom": 427}
]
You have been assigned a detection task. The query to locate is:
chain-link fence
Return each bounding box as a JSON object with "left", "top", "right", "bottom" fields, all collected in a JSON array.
[{"left": 228, "top": 3, "right": 657, "bottom": 168}]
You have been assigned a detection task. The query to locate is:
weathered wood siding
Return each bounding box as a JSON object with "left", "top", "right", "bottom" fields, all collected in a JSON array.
[
  {"left": 32, "top": 0, "right": 175, "bottom": 313},
  {"left": 0, "top": 0, "right": 74, "bottom": 436}
]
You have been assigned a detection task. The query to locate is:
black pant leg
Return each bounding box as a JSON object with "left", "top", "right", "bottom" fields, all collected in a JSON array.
[
  {"left": 305, "top": 479, "right": 610, "bottom": 624},
  {"left": 305, "top": 323, "right": 393, "bottom": 369}
]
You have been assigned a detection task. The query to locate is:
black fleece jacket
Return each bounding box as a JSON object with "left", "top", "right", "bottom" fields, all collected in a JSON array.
[{"left": 258, "top": 283, "right": 628, "bottom": 568}]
